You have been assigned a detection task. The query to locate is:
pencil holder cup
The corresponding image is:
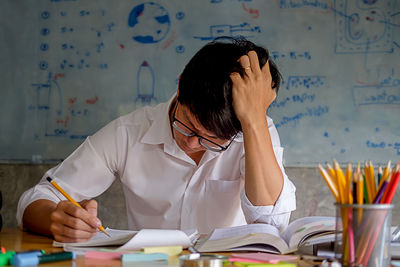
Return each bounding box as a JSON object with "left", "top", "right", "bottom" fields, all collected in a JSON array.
[{"left": 334, "top": 203, "right": 393, "bottom": 267}]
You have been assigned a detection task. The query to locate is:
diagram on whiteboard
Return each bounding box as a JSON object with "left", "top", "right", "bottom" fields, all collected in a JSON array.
[
  {"left": 193, "top": 23, "right": 261, "bottom": 41},
  {"left": 29, "top": 72, "right": 99, "bottom": 140},
  {"left": 334, "top": 0, "right": 395, "bottom": 53},
  {"left": 128, "top": 2, "right": 170, "bottom": 44},
  {"left": 134, "top": 61, "right": 158, "bottom": 109}
]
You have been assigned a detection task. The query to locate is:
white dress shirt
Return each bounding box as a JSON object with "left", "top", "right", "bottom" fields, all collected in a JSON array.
[{"left": 17, "top": 97, "right": 296, "bottom": 234}]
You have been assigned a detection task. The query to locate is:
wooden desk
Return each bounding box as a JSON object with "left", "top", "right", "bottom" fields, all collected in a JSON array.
[
  {"left": 1, "top": 228, "right": 123, "bottom": 267},
  {"left": 1, "top": 228, "right": 319, "bottom": 266}
]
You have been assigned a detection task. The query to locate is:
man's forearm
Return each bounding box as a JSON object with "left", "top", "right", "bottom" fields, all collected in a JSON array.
[
  {"left": 242, "top": 119, "right": 283, "bottom": 206},
  {"left": 22, "top": 199, "right": 56, "bottom": 236}
]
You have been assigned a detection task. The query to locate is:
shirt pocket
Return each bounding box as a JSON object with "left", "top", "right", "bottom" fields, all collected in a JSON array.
[{"left": 198, "top": 179, "right": 244, "bottom": 232}]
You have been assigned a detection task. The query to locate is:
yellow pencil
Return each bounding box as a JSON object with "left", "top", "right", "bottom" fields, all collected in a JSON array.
[
  {"left": 363, "top": 162, "right": 373, "bottom": 204},
  {"left": 46, "top": 177, "right": 111, "bottom": 237},
  {"left": 353, "top": 163, "right": 363, "bottom": 226},
  {"left": 356, "top": 163, "right": 363, "bottom": 205},
  {"left": 326, "top": 163, "right": 337, "bottom": 184},
  {"left": 318, "top": 164, "right": 339, "bottom": 202},
  {"left": 333, "top": 159, "right": 347, "bottom": 203},
  {"left": 332, "top": 159, "right": 350, "bottom": 262},
  {"left": 378, "top": 161, "right": 391, "bottom": 189},
  {"left": 345, "top": 162, "right": 353, "bottom": 204}
]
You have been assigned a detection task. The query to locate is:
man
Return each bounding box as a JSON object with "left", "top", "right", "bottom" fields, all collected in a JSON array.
[{"left": 17, "top": 37, "right": 296, "bottom": 243}]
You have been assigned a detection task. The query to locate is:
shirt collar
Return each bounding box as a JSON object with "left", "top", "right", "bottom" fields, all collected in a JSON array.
[{"left": 140, "top": 94, "right": 176, "bottom": 146}]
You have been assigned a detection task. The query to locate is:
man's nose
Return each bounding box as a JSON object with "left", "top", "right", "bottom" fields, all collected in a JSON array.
[{"left": 186, "top": 135, "right": 201, "bottom": 147}]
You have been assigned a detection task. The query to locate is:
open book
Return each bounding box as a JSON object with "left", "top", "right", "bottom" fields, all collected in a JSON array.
[
  {"left": 195, "top": 216, "right": 337, "bottom": 254},
  {"left": 53, "top": 228, "right": 195, "bottom": 251}
]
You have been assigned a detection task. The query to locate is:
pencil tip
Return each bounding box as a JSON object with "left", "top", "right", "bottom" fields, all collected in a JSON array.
[
  {"left": 46, "top": 177, "right": 52, "bottom": 182},
  {"left": 99, "top": 226, "right": 111, "bottom": 237}
]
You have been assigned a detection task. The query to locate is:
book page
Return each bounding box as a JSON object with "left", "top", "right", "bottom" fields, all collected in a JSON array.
[
  {"left": 118, "top": 229, "right": 192, "bottom": 251},
  {"left": 281, "top": 216, "right": 336, "bottom": 249},
  {"left": 53, "top": 228, "right": 137, "bottom": 247},
  {"left": 196, "top": 232, "right": 290, "bottom": 254},
  {"left": 209, "top": 223, "right": 281, "bottom": 241},
  {"left": 196, "top": 224, "right": 293, "bottom": 254},
  {"left": 53, "top": 228, "right": 192, "bottom": 251}
]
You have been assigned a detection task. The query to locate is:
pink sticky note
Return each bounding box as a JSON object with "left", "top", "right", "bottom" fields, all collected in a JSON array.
[
  {"left": 85, "top": 251, "right": 122, "bottom": 260},
  {"left": 231, "top": 252, "right": 298, "bottom": 264},
  {"left": 229, "top": 257, "right": 265, "bottom": 263}
]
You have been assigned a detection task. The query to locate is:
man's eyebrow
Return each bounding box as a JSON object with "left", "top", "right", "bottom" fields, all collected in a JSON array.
[{"left": 182, "top": 109, "right": 219, "bottom": 139}]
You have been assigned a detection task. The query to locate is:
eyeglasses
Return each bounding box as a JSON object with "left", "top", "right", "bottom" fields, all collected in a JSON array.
[{"left": 172, "top": 103, "right": 235, "bottom": 152}]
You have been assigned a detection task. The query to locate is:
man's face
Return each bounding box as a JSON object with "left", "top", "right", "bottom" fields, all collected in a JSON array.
[{"left": 172, "top": 104, "right": 229, "bottom": 154}]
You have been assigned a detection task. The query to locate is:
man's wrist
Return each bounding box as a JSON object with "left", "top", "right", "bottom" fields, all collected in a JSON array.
[{"left": 240, "top": 116, "right": 268, "bottom": 132}]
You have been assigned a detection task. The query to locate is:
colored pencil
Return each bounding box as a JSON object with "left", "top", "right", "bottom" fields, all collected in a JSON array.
[{"left": 318, "top": 164, "right": 339, "bottom": 202}]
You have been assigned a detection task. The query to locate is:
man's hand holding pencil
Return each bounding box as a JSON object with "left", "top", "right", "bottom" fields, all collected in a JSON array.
[{"left": 46, "top": 177, "right": 110, "bottom": 243}]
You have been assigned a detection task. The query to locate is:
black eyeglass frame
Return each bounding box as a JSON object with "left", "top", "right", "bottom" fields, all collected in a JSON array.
[{"left": 172, "top": 103, "right": 236, "bottom": 152}]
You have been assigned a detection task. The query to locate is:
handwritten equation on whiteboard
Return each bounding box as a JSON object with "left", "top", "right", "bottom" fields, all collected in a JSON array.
[
  {"left": 30, "top": 2, "right": 172, "bottom": 141},
  {"left": 267, "top": 0, "right": 400, "bottom": 163},
  {"left": 1, "top": 0, "right": 399, "bottom": 164},
  {"left": 270, "top": 75, "right": 329, "bottom": 129},
  {"left": 28, "top": 1, "right": 263, "bottom": 143}
]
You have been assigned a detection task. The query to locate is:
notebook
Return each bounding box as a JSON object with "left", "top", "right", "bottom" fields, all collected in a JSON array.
[{"left": 53, "top": 228, "right": 195, "bottom": 251}]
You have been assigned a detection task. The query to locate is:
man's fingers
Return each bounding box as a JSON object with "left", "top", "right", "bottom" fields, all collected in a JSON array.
[
  {"left": 58, "top": 201, "right": 102, "bottom": 229},
  {"left": 63, "top": 213, "right": 99, "bottom": 232},
  {"left": 248, "top": 51, "right": 261, "bottom": 73},
  {"left": 52, "top": 224, "right": 97, "bottom": 242},
  {"left": 49, "top": 200, "right": 101, "bottom": 242},
  {"left": 80, "top": 199, "right": 98, "bottom": 217},
  {"left": 230, "top": 72, "right": 245, "bottom": 87},
  {"left": 50, "top": 222, "right": 96, "bottom": 239},
  {"left": 261, "top": 60, "right": 270, "bottom": 76},
  {"left": 261, "top": 61, "right": 273, "bottom": 89},
  {"left": 238, "top": 55, "right": 251, "bottom": 72}
]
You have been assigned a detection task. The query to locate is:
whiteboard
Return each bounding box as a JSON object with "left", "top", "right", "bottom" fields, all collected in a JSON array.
[{"left": 1, "top": 0, "right": 399, "bottom": 166}]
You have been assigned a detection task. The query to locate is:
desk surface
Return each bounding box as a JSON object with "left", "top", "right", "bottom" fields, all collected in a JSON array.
[
  {"left": 0, "top": 228, "right": 318, "bottom": 267},
  {"left": 1, "top": 228, "right": 122, "bottom": 267}
]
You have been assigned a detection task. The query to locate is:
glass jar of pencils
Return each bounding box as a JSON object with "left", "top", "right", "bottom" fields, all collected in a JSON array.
[{"left": 334, "top": 203, "right": 393, "bottom": 267}]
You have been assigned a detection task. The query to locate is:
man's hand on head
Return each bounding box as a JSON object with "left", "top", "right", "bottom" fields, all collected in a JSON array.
[{"left": 230, "top": 51, "right": 276, "bottom": 127}]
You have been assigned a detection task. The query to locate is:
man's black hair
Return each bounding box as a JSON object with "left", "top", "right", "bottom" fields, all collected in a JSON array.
[{"left": 177, "top": 36, "right": 282, "bottom": 140}]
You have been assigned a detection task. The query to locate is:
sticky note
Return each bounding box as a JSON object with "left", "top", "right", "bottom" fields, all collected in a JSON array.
[
  {"left": 85, "top": 251, "right": 122, "bottom": 260},
  {"left": 233, "top": 262, "right": 295, "bottom": 267},
  {"left": 143, "top": 246, "right": 182, "bottom": 256},
  {"left": 231, "top": 253, "right": 298, "bottom": 263},
  {"left": 229, "top": 257, "right": 265, "bottom": 263},
  {"left": 121, "top": 252, "right": 168, "bottom": 262}
]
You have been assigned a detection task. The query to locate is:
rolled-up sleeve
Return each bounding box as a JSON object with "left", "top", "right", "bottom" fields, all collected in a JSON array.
[
  {"left": 240, "top": 172, "right": 296, "bottom": 231},
  {"left": 239, "top": 117, "right": 296, "bottom": 232},
  {"left": 17, "top": 176, "right": 63, "bottom": 228},
  {"left": 16, "top": 120, "right": 122, "bottom": 228}
]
